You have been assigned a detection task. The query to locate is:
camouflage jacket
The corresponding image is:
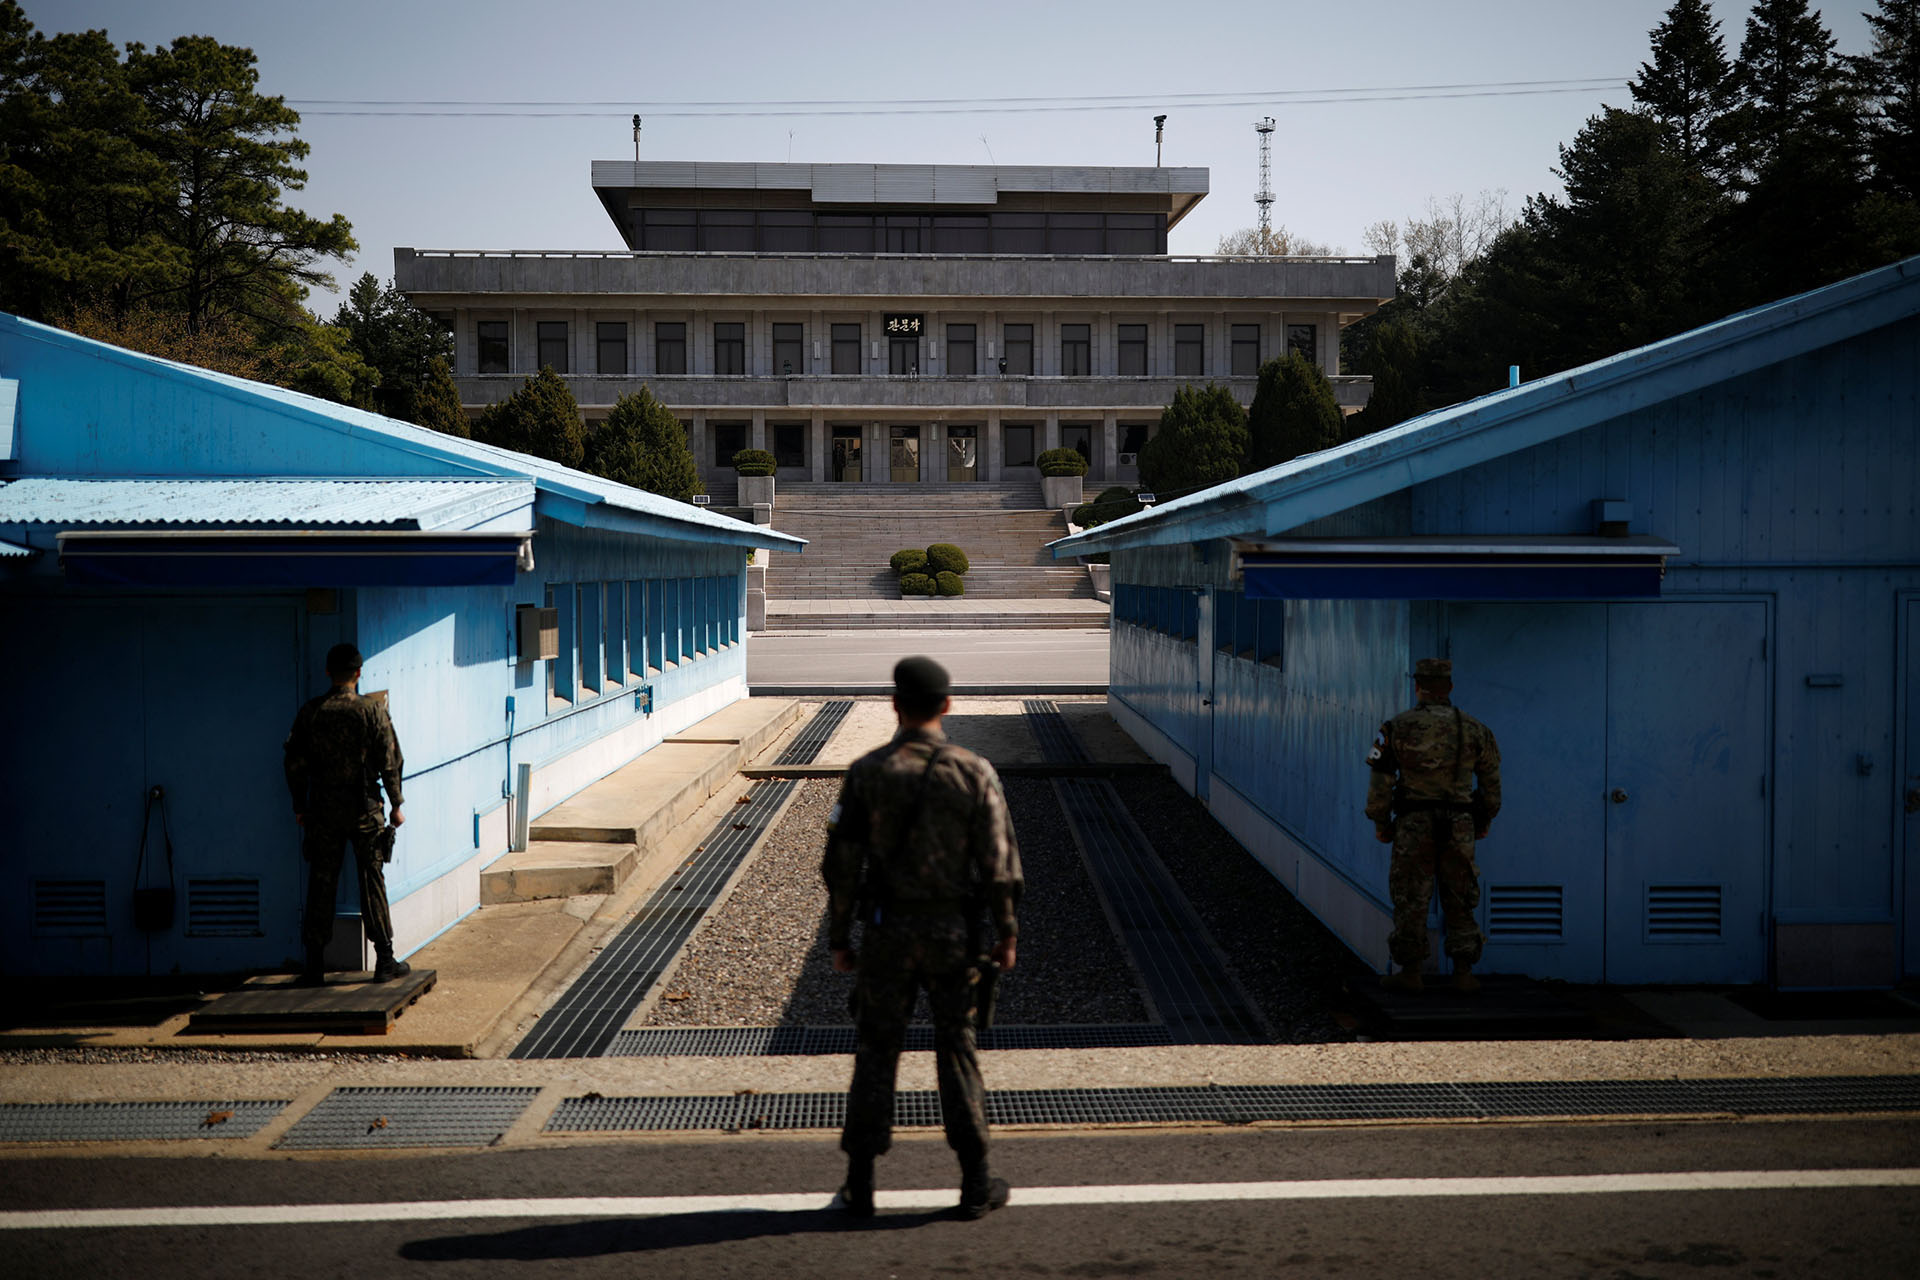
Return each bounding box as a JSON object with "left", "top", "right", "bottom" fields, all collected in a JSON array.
[
  {"left": 822, "top": 726, "right": 1023, "bottom": 951},
  {"left": 283, "top": 688, "right": 405, "bottom": 826},
  {"left": 1364, "top": 695, "right": 1501, "bottom": 826}
]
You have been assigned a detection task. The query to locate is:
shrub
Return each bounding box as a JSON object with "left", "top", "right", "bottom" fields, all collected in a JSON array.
[
  {"left": 1036, "top": 447, "right": 1090, "bottom": 477},
  {"left": 890, "top": 548, "right": 930, "bottom": 576},
  {"left": 583, "top": 387, "right": 704, "bottom": 502},
  {"left": 732, "top": 448, "right": 777, "bottom": 476},
  {"left": 1138, "top": 382, "right": 1249, "bottom": 495},
  {"left": 1072, "top": 486, "right": 1143, "bottom": 530},
  {"left": 475, "top": 366, "right": 585, "bottom": 468},
  {"left": 935, "top": 571, "right": 965, "bottom": 596},
  {"left": 899, "top": 572, "right": 937, "bottom": 597},
  {"left": 1246, "top": 353, "right": 1343, "bottom": 472},
  {"left": 925, "top": 543, "right": 970, "bottom": 575}
]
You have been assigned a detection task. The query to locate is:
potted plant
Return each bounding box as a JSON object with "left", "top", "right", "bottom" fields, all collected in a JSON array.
[
  {"left": 733, "top": 447, "right": 777, "bottom": 509},
  {"left": 1037, "top": 446, "right": 1088, "bottom": 508}
]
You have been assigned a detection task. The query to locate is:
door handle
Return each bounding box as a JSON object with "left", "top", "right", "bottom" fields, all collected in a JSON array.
[{"left": 1611, "top": 788, "right": 1629, "bottom": 804}]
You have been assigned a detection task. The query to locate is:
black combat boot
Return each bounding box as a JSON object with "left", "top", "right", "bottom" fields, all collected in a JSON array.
[
  {"left": 372, "top": 950, "right": 411, "bottom": 982},
  {"left": 957, "top": 1159, "right": 1009, "bottom": 1220},
  {"left": 1380, "top": 965, "right": 1424, "bottom": 994},
  {"left": 1451, "top": 961, "right": 1481, "bottom": 994},
  {"left": 836, "top": 1154, "right": 875, "bottom": 1218},
  {"left": 295, "top": 946, "right": 326, "bottom": 987}
]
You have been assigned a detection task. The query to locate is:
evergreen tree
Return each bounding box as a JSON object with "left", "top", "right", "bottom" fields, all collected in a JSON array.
[
  {"left": 1137, "top": 384, "right": 1249, "bottom": 497},
  {"left": 414, "top": 357, "right": 470, "bottom": 438},
  {"left": 474, "top": 366, "right": 584, "bottom": 468},
  {"left": 331, "top": 272, "right": 453, "bottom": 422},
  {"left": 1629, "top": 0, "right": 1734, "bottom": 172},
  {"left": 1246, "top": 352, "right": 1343, "bottom": 471},
  {"left": 1851, "top": 0, "right": 1920, "bottom": 200},
  {"left": 584, "top": 388, "right": 703, "bottom": 501},
  {"left": 1343, "top": 316, "right": 1428, "bottom": 439}
]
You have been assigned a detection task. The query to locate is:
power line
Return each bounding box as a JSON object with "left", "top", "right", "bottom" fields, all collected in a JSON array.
[{"left": 286, "top": 78, "right": 1628, "bottom": 119}]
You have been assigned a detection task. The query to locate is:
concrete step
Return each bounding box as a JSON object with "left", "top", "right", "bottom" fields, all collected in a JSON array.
[
  {"left": 764, "top": 611, "right": 1108, "bottom": 631},
  {"left": 480, "top": 841, "right": 639, "bottom": 905}
]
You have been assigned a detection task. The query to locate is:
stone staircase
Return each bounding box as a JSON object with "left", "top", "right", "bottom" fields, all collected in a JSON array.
[{"left": 768, "top": 482, "right": 1095, "bottom": 603}]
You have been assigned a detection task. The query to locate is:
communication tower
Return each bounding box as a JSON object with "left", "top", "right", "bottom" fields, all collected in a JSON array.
[{"left": 1254, "top": 117, "right": 1276, "bottom": 243}]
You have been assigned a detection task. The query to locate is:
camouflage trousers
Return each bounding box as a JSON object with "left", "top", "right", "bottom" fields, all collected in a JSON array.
[
  {"left": 1387, "top": 810, "right": 1484, "bottom": 968},
  {"left": 842, "top": 918, "right": 988, "bottom": 1163},
  {"left": 301, "top": 819, "right": 394, "bottom": 954}
]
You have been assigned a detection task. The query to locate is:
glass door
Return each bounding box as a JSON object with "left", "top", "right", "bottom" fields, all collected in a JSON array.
[
  {"left": 947, "top": 426, "right": 978, "bottom": 482},
  {"left": 831, "top": 427, "right": 862, "bottom": 482},
  {"left": 889, "top": 426, "right": 920, "bottom": 483}
]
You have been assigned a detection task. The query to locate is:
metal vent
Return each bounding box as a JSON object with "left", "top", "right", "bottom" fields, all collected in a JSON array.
[
  {"left": 1647, "top": 884, "right": 1722, "bottom": 940},
  {"left": 33, "top": 879, "right": 107, "bottom": 935},
  {"left": 1488, "top": 885, "right": 1564, "bottom": 940},
  {"left": 186, "top": 878, "right": 262, "bottom": 937}
]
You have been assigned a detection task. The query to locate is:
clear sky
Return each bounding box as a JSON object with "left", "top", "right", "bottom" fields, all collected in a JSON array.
[{"left": 22, "top": 0, "right": 1879, "bottom": 315}]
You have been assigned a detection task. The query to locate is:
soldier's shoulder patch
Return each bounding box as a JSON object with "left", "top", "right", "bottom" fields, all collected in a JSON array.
[{"left": 1366, "top": 727, "right": 1397, "bottom": 772}]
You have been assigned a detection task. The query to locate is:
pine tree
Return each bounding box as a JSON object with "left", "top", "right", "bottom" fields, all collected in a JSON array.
[
  {"left": 584, "top": 388, "right": 702, "bottom": 501},
  {"left": 1343, "top": 316, "right": 1427, "bottom": 439},
  {"left": 1137, "top": 384, "right": 1249, "bottom": 497},
  {"left": 1629, "top": 0, "right": 1734, "bottom": 173},
  {"left": 474, "top": 366, "right": 584, "bottom": 468},
  {"left": 1851, "top": 0, "right": 1920, "bottom": 200},
  {"left": 1246, "top": 353, "right": 1343, "bottom": 471},
  {"left": 414, "top": 357, "right": 470, "bottom": 437}
]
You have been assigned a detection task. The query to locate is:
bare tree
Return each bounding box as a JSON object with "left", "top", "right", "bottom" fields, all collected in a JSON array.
[
  {"left": 1367, "top": 190, "right": 1512, "bottom": 279},
  {"left": 1215, "top": 225, "right": 1337, "bottom": 256}
]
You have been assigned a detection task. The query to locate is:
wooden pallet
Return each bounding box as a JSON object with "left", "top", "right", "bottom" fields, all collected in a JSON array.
[
  {"left": 1349, "top": 974, "right": 1593, "bottom": 1039},
  {"left": 186, "top": 968, "right": 436, "bottom": 1036}
]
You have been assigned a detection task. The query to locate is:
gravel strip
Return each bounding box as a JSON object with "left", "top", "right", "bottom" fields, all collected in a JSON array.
[
  {"left": 1120, "top": 774, "right": 1365, "bottom": 1044},
  {"left": 643, "top": 775, "right": 1147, "bottom": 1028},
  {"left": 0, "top": 1048, "right": 421, "bottom": 1065}
]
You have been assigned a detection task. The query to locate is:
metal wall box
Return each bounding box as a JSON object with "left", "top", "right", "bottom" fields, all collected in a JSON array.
[{"left": 516, "top": 604, "right": 558, "bottom": 662}]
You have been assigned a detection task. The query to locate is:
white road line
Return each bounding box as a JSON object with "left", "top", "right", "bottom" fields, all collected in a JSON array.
[{"left": 5, "top": 1170, "right": 1918, "bottom": 1231}]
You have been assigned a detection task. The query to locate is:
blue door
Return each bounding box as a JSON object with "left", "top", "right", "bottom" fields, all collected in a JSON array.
[
  {"left": 1903, "top": 598, "right": 1920, "bottom": 978},
  {"left": 1603, "top": 602, "right": 1769, "bottom": 983},
  {"left": 1194, "top": 589, "right": 1215, "bottom": 804}
]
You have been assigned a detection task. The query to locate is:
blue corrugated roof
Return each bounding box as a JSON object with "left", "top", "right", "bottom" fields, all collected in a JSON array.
[
  {"left": 0, "top": 537, "right": 32, "bottom": 557},
  {"left": 0, "top": 314, "right": 806, "bottom": 552},
  {"left": 0, "top": 477, "right": 533, "bottom": 530},
  {"left": 1053, "top": 254, "right": 1920, "bottom": 555}
]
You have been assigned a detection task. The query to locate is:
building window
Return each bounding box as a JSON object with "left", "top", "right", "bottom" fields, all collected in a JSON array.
[
  {"left": 1106, "top": 212, "right": 1164, "bottom": 255},
  {"left": 831, "top": 323, "right": 861, "bottom": 374},
  {"left": 656, "top": 322, "right": 687, "bottom": 375},
  {"left": 1061, "top": 423, "right": 1093, "bottom": 465},
  {"left": 477, "top": 321, "right": 509, "bottom": 374},
  {"left": 699, "top": 209, "right": 755, "bottom": 253},
  {"left": 888, "top": 333, "right": 919, "bottom": 375},
  {"left": 1060, "top": 324, "right": 1091, "bottom": 376},
  {"left": 772, "top": 423, "right": 805, "bottom": 469},
  {"left": 1003, "top": 424, "right": 1036, "bottom": 468},
  {"left": 773, "top": 323, "right": 804, "bottom": 376},
  {"left": 537, "top": 321, "right": 569, "bottom": 373},
  {"left": 641, "top": 209, "right": 696, "bottom": 251},
  {"left": 647, "top": 579, "right": 667, "bottom": 671},
  {"left": 1003, "top": 324, "right": 1033, "bottom": 375},
  {"left": 578, "top": 583, "right": 602, "bottom": 692},
  {"left": 712, "top": 422, "right": 748, "bottom": 468},
  {"left": 1174, "top": 324, "right": 1204, "bottom": 377},
  {"left": 1120, "top": 422, "right": 1150, "bottom": 457},
  {"left": 597, "top": 322, "right": 628, "bottom": 376},
  {"left": 1231, "top": 324, "right": 1261, "bottom": 377},
  {"left": 1288, "top": 323, "right": 1318, "bottom": 364},
  {"left": 605, "top": 581, "right": 627, "bottom": 684},
  {"left": 714, "top": 322, "right": 746, "bottom": 375},
  {"left": 932, "top": 215, "right": 990, "bottom": 253},
  {"left": 760, "top": 211, "right": 812, "bottom": 252},
  {"left": 946, "top": 323, "right": 976, "bottom": 375},
  {"left": 1117, "top": 324, "right": 1148, "bottom": 376},
  {"left": 1050, "top": 213, "right": 1104, "bottom": 254},
  {"left": 627, "top": 579, "right": 647, "bottom": 677},
  {"left": 818, "top": 215, "right": 873, "bottom": 253}
]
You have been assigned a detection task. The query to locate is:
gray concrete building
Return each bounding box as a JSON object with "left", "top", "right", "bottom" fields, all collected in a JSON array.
[{"left": 395, "top": 161, "right": 1396, "bottom": 499}]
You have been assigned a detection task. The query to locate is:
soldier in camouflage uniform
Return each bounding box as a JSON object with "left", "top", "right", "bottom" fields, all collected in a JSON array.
[
  {"left": 283, "top": 643, "right": 410, "bottom": 985},
  {"left": 1365, "top": 657, "right": 1501, "bottom": 994},
  {"left": 822, "top": 656, "right": 1022, "bottom": 1220}
]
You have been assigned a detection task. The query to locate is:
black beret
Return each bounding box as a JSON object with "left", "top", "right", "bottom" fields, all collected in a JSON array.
[{"left": 893, "top": 655, "right": 951, "bottom": 703}]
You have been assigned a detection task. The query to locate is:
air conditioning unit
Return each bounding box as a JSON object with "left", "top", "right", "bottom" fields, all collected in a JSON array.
[{"left": 1118, "top": 452, "right": 1138, "bottom": 466}]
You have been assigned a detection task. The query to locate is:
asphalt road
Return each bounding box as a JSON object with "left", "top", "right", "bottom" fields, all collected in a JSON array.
[
  {"left": 748, "top": 628, "right": 1109, "bottom": 689},
  {"left": 7, "top": 1117, "right": 1917, "bottom": 1278}
]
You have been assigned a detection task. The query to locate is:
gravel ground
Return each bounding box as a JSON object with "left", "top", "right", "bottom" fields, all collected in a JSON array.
[
  {"left": 1120, "top": 774, "right": 1366, "bottom": 1044},
  {"left": 0, "top": 1047, "right": 420, "bottom": 1065},
  {"left": 642, "top": 776, "right": 1148, "bottom": 1028}
]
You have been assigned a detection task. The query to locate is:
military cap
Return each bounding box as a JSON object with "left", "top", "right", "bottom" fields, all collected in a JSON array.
[
  {"left": 1413, "top": 657, "right": 1453, "bottom": 681},
  {"left": 894, "top": 655, "right": 951, "bottom": 703},
  {"left": 326, "top": 642, "right": 365, "bottom": 677}
]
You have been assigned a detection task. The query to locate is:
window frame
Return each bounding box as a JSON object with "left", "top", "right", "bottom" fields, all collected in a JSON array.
[
  {"left": 830, "top": 323, "right": 862, "bottom": 375},
  {"left": 596, "top": 321, "right": 628, "bottom": 376},
  {"left": 946, "top": 323, "right": 977, "bottom": 375},
  {"left": 772, "top": 322, "right": 804, "bottom": 377},
  {"left": 655, "top": 321, "right": 687, "bottom": 375},
  {"left": 1117, "top": 323, "right": 1148, "bottom": 376},
  {"left": 1174, "top": 323, "right": 1205, "bottom": 377},
  {"left": 1287, "top": 322, "right": 1318, "bottom": 365},
  {"left": 1060, "top": 323, "right": 1091, "bottom": 377},
  {"left": 711, "top": 422, "right": 748, "bottom": 469},
  {"left": 772, "top": 423, "right": 806, "bottom": 469},
  {"left": 1003, "top": 323, "right": 1034, "bottom": 376},
  {"left": 1003, "top": 424, "right": 1036, "bottom": 468},
  {"left": 713, "top": 321, "right": 746, "bottom": 376},
  {"left": 1231, "top": 323, "right": 1262, "bottom": 377},
  {"left": 536, "top": 320, "right": 569, "bottom": 374},
  {"left": 477, "top": 320, "right": 510, "bottom": 375}
]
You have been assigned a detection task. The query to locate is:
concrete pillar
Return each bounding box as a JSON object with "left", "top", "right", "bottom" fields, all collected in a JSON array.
[
  {"left": 1102, "top": 412, "right": 1120, "bottom": 482},
  {"left": 1043, "top": 413, "right": 1060, "bottom": 454},
  {"left": 986, "top": 413, "right": 1002, "bottom": 482},
  {"left": 810, "top": 414, "right": 826, "bottom": 482},
  {"left": 1214, "top": 311, "right": 1227, "bottom": 378},
  {"left": 928, "top": 421, "right": 944, "bottom": 482},
  {"left": 749, "top": 412, "right": 766, "bottom": 452},
  {"left": 691, "top": 412, "right": 708, "bottom": 485}
]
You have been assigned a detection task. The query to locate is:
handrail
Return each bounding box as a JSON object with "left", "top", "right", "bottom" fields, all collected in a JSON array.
[{"left": 400, "top": 249, "right": 1390, "bottom": 267}]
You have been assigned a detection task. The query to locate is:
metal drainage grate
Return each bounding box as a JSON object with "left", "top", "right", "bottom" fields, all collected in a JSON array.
[
  {"left": 544, "top": 1075, "right": 1920, "bottom": 1133},
  {"left": 1055, "top": 777, "right": 1265, "bottom": 1044},
  {"left": 274, "top": 1086, "right": 538, "bottom": 1150},
  {"left": 1023, "top": 700, "right": 1090, "bottom": 764},
  {"left": 776, "top": 700, "right": 853, "bottom": 765},
  {"left": 0, "top": 1100, "right": 287, "bottom": 1144},
  {"left": 511, "top": 779, "right": 799, "bottom": 1059},
  {"left": 605, "top": 1023, "right": 1177, "bottom": 1057}
]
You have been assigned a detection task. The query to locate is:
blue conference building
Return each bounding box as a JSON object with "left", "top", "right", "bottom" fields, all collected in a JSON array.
[
  {"left": 0, "top": 314, "right": 801, "bottom": 977},
  {"left": 1058, "top": 256, "right": 1920, "bottom": 989}
]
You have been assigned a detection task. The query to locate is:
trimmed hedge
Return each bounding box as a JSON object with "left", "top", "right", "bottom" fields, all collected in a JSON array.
[
  {"left": 925, "top": 543, "right": 970, "bottom": 575},
  {"left": 1072, "top": 486, "right": 1143, "bottom": 529},
  {"left": 899, "top": 572, "right": 937, "bottom": 597},
  {"left": 732, "top": 448, "right": 777, "bottom": 476},
  {"left": 1036, "top": 447, "right": 1090, "bottom": 477},
  {"left": 935, "top": 571, "right": 965, "bottom": 597},
  {"left": 890, "top": 548, "right": 930, "bottom": 576}
]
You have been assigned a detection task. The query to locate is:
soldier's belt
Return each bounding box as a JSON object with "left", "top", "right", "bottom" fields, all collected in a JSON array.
[
  {"left": 1393, "top": 799, "right": 1475, "bottom": 815},
  {"left": 877, "top": 896, "right": 972, "bottom": 915}
]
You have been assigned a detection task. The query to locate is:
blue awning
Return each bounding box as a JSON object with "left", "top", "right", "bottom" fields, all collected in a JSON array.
[
  {"left": 1234, "top": 535, "right": 1678, "bottom": 601},
  {"left": 57, "top": 530, "right": 531, "bottom": 587}
]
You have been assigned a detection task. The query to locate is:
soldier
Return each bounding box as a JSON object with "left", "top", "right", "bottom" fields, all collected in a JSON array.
[
  {"left": 1365, "top": 657, "right": 1501, "bottom": 994},
  {"left": 283, "top": 643, "right": 410, "bottom": 985},
  {"left": 822, "top": 657, "right": 1022, "bottom": 1221}
]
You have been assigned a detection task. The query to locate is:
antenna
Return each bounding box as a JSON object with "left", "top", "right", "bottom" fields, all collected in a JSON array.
[
  {"left": 1254, "top": 117, "right": 1275, "bottom": 246},
  {"left": 1153, "top": 114, "right": 1167, "bottom": 167},
  {"left": 632, "top": 114, "right": 642, "bottom": 165}
]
